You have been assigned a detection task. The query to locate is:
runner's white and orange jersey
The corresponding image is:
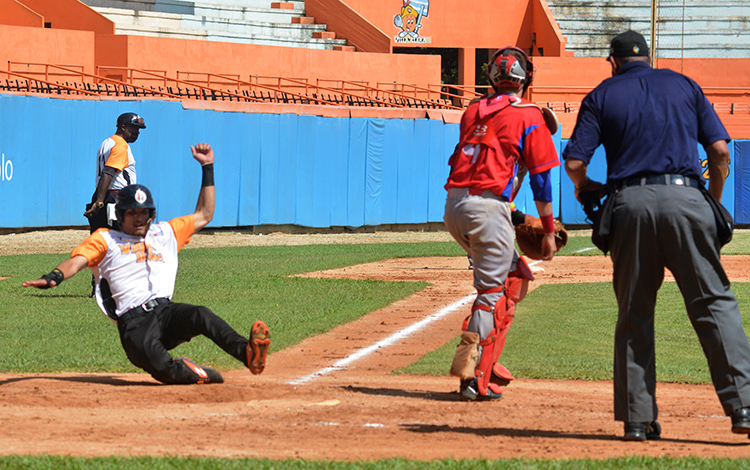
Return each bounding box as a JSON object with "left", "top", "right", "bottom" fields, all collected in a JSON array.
[
  {"left": 72, "top": 216, "right": 194, "bottom": 317},
  {"left": 96, "top": 134, "right": 136, "bottom": 190}
]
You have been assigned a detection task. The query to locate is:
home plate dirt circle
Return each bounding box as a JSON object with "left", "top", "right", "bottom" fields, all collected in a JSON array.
[{"left": 2, "top": 251, "right": 750, "bottom": 460}]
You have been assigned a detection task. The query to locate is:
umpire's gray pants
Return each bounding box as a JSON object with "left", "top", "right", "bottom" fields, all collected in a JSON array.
[
  {"left": 444, "top": 188, "right": 514, "bottom": 339},
  {"left": 609, "top": 184, "right": 750, "bottom": 422}
]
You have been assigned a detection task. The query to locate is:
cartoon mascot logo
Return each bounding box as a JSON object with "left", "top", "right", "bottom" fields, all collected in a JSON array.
[{"left": 394, "top": 0, "right": 431, "bottom": 43}]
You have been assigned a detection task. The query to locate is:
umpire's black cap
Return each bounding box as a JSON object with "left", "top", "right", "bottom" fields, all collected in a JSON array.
[
  {"left": 609, "top": 30, "right": 650, "bottom": 58},
  {"left": 116, "top": 112, "right": 147, "bottom": 129}
]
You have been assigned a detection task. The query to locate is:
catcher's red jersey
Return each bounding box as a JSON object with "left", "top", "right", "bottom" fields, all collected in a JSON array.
[{"left": 445, "top": 94, "right": 559, "bottom": 201}]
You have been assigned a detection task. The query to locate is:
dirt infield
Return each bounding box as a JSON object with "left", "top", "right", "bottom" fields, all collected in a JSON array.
[{"left": 2, "top": 230, "right": 750, "bottom": 460}]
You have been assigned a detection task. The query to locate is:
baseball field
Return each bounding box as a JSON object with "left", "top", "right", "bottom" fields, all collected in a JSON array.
[{"left": 2, "top": 229, "right": 750, "bottom": 468}]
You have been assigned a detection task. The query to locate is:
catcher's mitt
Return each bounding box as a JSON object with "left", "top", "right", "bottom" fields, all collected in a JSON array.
[{"left": 514, "top": 216, "right": 568, "bottom": 260}]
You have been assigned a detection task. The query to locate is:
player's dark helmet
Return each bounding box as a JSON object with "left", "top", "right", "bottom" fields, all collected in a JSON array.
[
  {"left": 487, "top": 47, "right": 534, "bottom": 95},
  {"left": 115, "top": 184, "right": 156, "bottom": 222},
  {"left": 116, "top": 112, "right": 147, "bottom": 129}
]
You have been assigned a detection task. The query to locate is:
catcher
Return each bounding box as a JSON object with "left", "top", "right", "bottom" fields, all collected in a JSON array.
[
  {"left": 443, "top": 46, "right": 565, "bottom": 401},
  {"left": 23, "top": 143, "right": 270, "bottom": 385}
]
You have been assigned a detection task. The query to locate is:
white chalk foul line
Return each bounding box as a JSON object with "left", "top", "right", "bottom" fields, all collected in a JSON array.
[
  {"left": 287, "top": 256, "right": 562, "bottom": 385},
  {"left": 287, "top": 293, "right": 476, "bottom": 385}
]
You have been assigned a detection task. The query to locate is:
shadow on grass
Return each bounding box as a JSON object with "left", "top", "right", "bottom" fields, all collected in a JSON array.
[{"left": 22, "top": 292, "right": 92, "bottom": 299}]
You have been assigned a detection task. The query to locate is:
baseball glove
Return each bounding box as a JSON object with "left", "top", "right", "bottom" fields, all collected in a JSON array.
[{"left": 514, "top": 215, "right": 568, "bottom": 260}]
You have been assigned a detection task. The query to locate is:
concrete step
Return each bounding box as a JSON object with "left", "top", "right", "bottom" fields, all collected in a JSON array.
[
  {"left": 270, "top": 2, "right": 295, "bottom": 9},
  {"left": 81, "top": 0, "right": 306, "bottom": 13},
  {"left": 312, "top": 31, "right": 336, "bottom": 40},
  {"left": 114, "top": 23, "right": 349, "bottom": 50},
  {"left": 292, "top": 17, "right": 316, "bottom": 25},
  {"left": 96, "top": 7, "right": 336, "bottom": 41}
]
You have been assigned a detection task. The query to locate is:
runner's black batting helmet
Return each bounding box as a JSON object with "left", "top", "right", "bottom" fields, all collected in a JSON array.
[
  {"left": 115, "top": 184, "right": 156, "bottom": 223},
  {"left": 116, "top": 112, "right": 147, "bottom": 129}
]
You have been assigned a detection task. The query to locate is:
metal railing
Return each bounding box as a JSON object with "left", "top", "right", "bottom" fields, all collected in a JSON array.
[{"left": 3, "top": 62, "right": 748, "bottom": 114}]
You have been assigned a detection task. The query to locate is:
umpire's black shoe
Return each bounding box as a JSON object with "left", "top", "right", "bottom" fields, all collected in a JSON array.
[
  {"left": 731, "top": 407, "right": 750, "bottom": 434},
  {"left": 623, "top": 421, "right": 661, "bottom": 441}
]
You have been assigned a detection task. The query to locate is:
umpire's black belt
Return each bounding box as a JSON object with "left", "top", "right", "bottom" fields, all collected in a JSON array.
[
  {"left": 118, "top": 297, "right": 169, "bottom": 322},
  {"left": 617, "top": 174, "right": 703, "bottom": 190}
]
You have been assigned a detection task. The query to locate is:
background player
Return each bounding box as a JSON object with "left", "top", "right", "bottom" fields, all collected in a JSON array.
[
  {"left": 83, "top": 112, "right": 146, "bottom": 296},
  {"left": 84, "top": 112, "right": 146, "bottom": 231},
  {"left": 564, "top": 30, "right": 750, "bottom": 440},
  {"left": 24, "top": 143, "right": 270, "bottom": 385},
  {"left": 443, "top": 47, "right": 560, "bottom": 401}
]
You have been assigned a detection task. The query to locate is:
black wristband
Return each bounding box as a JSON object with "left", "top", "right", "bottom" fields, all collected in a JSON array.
[
  {"left": 202, "top": 163, "right": 214, "bottom": 187},
  {"left": 40, "top": 268, "right": 65, "bottom": 289}
]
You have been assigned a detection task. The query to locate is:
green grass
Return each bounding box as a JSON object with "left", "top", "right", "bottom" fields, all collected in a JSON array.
[
  {"left": 2, "top": 456, "right": 750, "bottom": 470},
  {"left": 1, "top": 243, "right": 463, "bottom": 372}
]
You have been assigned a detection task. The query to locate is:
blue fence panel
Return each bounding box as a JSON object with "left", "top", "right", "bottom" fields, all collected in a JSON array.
[
  {"left": 364, "top": 119, "right": 386, "bottom": 226},
  {"left": 256, "top": 113, "right": 282, "bottom": 226},
  {"left": 275, "top": 113, "right": 300, "bottom": 225},
  {"left": 326, "top": 118, "right": 351, "bottom": 226},
  {"left": 400, "top": 119, "right": 430, "bottom": 223},
  {"left": 346, "top": 118, "right": 368, "bottom": 227},
  {"left": 213, "top": 111, "right": 245, "bottom": 227},
  {"left": 2, "top": 94, "right": 748, "bottom": 230},
  {"left": 310, "top": 117, "right": 335, "bottom": 228},
  {"left": 380, "top": 119, "right": 402, "bottom": 225},
  {"left": 427, "top": 119, "right": 450, "bottom": 222},
  {"left": 733, "top": 141, "right": 750, "bottom": 224},
  {"left": 294, "top": 114, "right": 317, "bottom": 227}
]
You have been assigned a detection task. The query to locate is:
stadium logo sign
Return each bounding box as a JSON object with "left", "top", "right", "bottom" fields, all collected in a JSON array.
[{"left": 393, "top": 0, "right": 431, "bottom": 44}]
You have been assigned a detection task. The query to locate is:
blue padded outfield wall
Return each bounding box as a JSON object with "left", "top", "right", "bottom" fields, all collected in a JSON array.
[{"left": 0, "top": 94, "right": 747, "bottom": 229}]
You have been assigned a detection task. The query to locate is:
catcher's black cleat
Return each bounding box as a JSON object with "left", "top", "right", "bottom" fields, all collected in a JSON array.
[
  {"left": 731, "top": 407, "right": 750, "bottom": 434},
  {"left": 460, "top": 378, "right": 502, "bottom": 402},
  {"left": 623, "top": 421, "right": 661, "bottom": 441},
  {"left": 247, "top": 320, "right": 270, "bottom": 375},
  {"left": 176, "top": 356, "right": 224, "bottom": 384}
]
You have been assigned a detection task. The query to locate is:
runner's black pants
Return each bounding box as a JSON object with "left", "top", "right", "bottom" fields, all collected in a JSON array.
[{"left": 116, "top": 301, "right": 249, "bottom": 384}]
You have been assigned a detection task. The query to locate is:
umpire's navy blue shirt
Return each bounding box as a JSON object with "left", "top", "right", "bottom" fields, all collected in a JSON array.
[{"left": 562, "top": 61, "right": 730, "bottom": 185}]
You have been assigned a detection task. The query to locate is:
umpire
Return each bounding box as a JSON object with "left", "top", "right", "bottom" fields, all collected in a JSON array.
[{"left": 563, "top": 30, "right": 750, "bottom": 441}]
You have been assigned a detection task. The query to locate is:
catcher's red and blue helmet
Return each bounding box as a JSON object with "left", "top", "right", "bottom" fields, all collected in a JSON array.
[
  {"left": 116, "top": 112, "right": 146, "bottom": 129},
  {"left": 116, "top": 184, "right": 156, "bottom": 222},
  {"left": 487, "top": 47, "right": 534, "bottom": 94}
]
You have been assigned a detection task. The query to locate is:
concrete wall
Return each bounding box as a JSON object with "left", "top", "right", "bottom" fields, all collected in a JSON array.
[
  {"left": 93, "top": 34, "right": 440, "bottom": 86},
  {"left": 0, "top": 25, "right": 97, "bottom": 76},
  {"left": 546, "top": 0, "right": 750, "bottom": 59}
]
